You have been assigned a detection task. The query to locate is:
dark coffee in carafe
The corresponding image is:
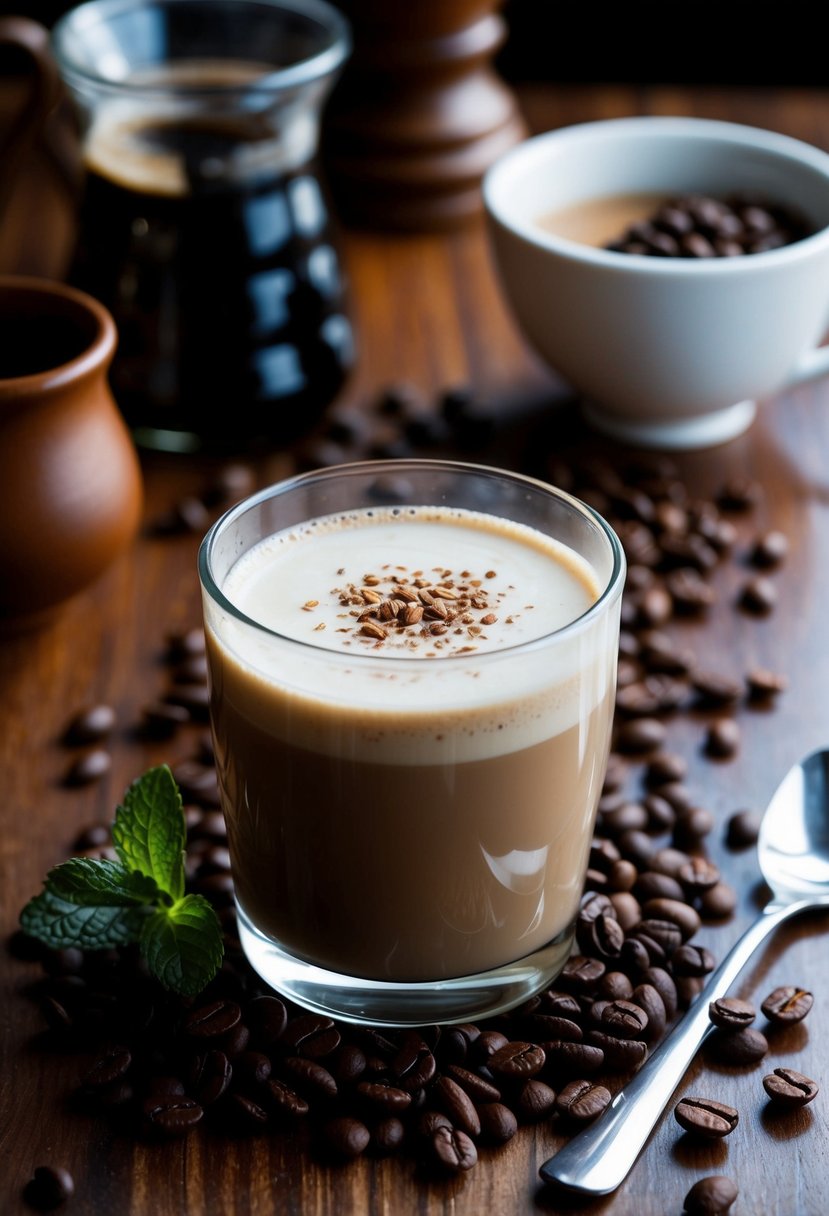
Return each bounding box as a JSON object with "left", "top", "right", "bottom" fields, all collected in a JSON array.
[{"left": 70, "top": 63, "right": 354, "bottom": 451}]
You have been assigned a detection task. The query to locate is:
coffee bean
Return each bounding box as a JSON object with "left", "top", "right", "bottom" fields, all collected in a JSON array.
[
  {"left": 183, "top": 999, "right": 241, "bottom": 1039},
  {"left": 708, "top": 1026, "right": 768, "bottom": 1065},
  {"left": 434, "top": 1075, "right": 480, "bottom": 1137},
  {"left": 760, "top": 985, "right": 813, "bottom": 1024},
  {"left": 83, "top": 1045, "right": 132, "bottom": 1089},
  {"left": 641, "top": 898, "right": 701, "bottom": 940},
  {"left": 417, "top": 1110, "right": 452, "bottom": 1138},
  {"left": 644, "top": 967, "right": 679, "bottom": 1020},
  {"left": 144, "top": 1095, "right": 204, "bottom": 1137},
  {"left": 615, "top": 717, "right": 668, "bottom": 753},
  {"left": 678, "top": 856, "right": 721, "bottom": 894},
  {"left": 264, "top": 1078, "right": 309, "bottom": 1121},
  {"left": 704, "top": 719, "right": 740, "bottom": 759},
  {"left": 445, "top": 1064, "right": 501, "bottom": 1104},
  {"left": 521, "top": 1013, "right": 583, "bottom": 1044},
  {"left": 631, "top": 984, "right": 668, "bottom": 1042},
  {"left": 555, "top": 1079, "right": 611, "bottom": 1122},
  {"left": 762, "top": 1067, "right": 819, "bottom": 1108},
  {"left": 138, "top": 699, "right": 191, "bottom": 739},
  {"left": 717, "top": 476, "right": 762, "bottom": 511},
  {"left": 601, "top": 802, "right": 649, "bottom": 834},
  {"left": 708, "top": 997, "right": 756, "bottom": 1030},
  {"left": 356, "top": 1079, "right": 412, "bottom": 1114},
  {"left": 392, "top": 1034, "right": 436, "bottom": 1091},
  {"left": 64, "top": 703, "right": 116, "bottom": 746},
  {"left": 645, "top": 752, "right": 688, "bottom": 786},
  {"left": 64, "top": 748, "right": 111, "bottom": 786},
  {"left": 470, "top": 1029, "right": 509, "bottom": 1064},
  {"left": 699, "top": 881, "right": 738, "bottom": 919},
  {"left": 599, "top": 971, "right": 635, "bottom": 1001},
  {"left": 683, "top": 1174, "right": 739, "bottom": 1214},
  {"left": 607, "top": 894, "right": 636, "bottom": 929},
  {"left": 324, "top": 1115, "right": 371, "bottom": 1159},
  {"left": 674, "top": 1096, "right": 738, "bottom": 1138},
  {"left": 189, "top": 1049, "right": 233, "bottom": 1104},
  {"left": 635, "top": 917, "right": 683, "bottom": 956},
  {"left": 601, "top": 999, "right": 649, "bottom": 1040},
  {"left": 372, "top": 1116, "right": 406, "bottom": 1154},
  {"left": 430, "top": 1125, "right": 478, "bottom": 1172},
  {"left": 671, "top": 944, "right": 715, "bottom": 978},
  {"left": 749, "top": 530, "right": 788, "bottom": 568},
  {"left": 745, "top": 667, "right": 787, "bottom": 701},
  {"left": 724, "top": 808, "right": 761, "bottom": 849},
  {"left": 667, "top": 567, "right": 716, "bottom": 613},
  {"left": 542, "top": 991, "right": 582, "bottom": 1019},
  {"left": 643, "top": 793, "right": 676, "bottom": 832},
  {"left": 577, "top": 910, "right": 624, "bottom": 959},
  {"left": 691, "top": 672, "right": 742, "bottom": 707},
  {"left": 24, "top": 1166, "right": 75, "bottom": 1210},
  {"left": 635, "top": 872, "right": 684, "bottom": 903},
  {"left": 739, "top": 575, "right": 777, "bottom": 614},
  {"left": 282, "top": 1056, "right": 337, "bottom": 1101},
  {"left": 560, "top": 956, "right": 606, "bottom": 992},
  {"left": 608, "top": 860, "right": 638, "bottom": 894},
  {"left": 516, "top": 1078, "right": 557, "bottom": 1122},
  {"left": 280, "top": 1013, "right": 341, "bottom": 1059},
  {"left": 585, "top": 1031, "right": 647, "bottom": 1072},
  {"left": 542, "top": 1039, "right": 605, "bottom": 1076},
  {"left": 477, "top": 1101, "right": 518, "bottom": 1144}
]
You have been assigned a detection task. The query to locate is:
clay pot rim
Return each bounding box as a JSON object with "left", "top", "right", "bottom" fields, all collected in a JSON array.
[{"left": 0, "top": 275, "right": 116, "bottom": 401}]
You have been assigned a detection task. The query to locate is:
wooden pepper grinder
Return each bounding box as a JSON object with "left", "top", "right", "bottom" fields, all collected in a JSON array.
[{"left": 324, "top": 0, "right": 527, "bottom": 230}]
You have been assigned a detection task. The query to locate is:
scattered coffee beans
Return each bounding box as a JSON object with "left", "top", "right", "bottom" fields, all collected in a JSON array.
[
  {"left": 682, "top": 1174, "right": 739, "bottom": 1215},
  {"left": 760, "top": 986, "right": 813, "bottom": 1025},
  {"left": 708, "top": 997, "right": 755, "bottom": 1030},
  {"left": 708, "top": 1026, "right": 769, "bottom": 1066},
  {"left": 26, "top": 418, "right": 803, "bottom": 1201},
  {"left": 23, "top": 1166, "right": 75, "bottom": 1211},
  {"left": 674, "top": 1096, "right": 739, "bottom": 1138},
  {"left": 762, "top": 1068, "right": 819, "bottom": 1109}
]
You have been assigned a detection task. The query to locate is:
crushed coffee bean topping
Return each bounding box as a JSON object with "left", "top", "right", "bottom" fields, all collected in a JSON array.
[{"left": 318, "top": 565, "right": 512, "bottom": 655}]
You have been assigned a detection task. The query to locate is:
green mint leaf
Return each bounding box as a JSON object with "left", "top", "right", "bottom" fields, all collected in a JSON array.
[
  {"left": 20, "top": 888, "right": 149, "bottom": 950},
  {"left": 140, "top": 895, "right": 224, "bottom": 997},
  {"left": 44, "top": 858, "right": 160, "bottom": 906},
  {"left": 112, "top": 765, "right": 186, "bottom": 901}
]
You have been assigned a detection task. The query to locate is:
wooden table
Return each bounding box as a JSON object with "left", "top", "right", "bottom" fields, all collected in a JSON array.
[{"left": 2, "top": 82, "right": 829, "bottom": 1216}]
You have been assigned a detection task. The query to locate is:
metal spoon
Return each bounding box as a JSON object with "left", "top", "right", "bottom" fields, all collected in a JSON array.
[{"left": 540, "top": 747, "right": 829, "bottom": 1196}]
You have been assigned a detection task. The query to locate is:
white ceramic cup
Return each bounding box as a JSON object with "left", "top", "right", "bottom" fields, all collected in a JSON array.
[{"left": 483, "top": 116, "right": 829, "bottom": 449}]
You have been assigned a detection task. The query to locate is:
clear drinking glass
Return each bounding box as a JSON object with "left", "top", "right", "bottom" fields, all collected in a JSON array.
[
  {"left": 51, "top": 0, "right": 353, "bottom": 452},
  {"left": 199, "top": 459, "right": 625, "bottom": 1025}
]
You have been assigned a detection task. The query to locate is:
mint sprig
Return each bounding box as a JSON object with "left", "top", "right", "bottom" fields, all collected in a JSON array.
[{"left": 20, "top": 765, "right": 223, "bottom": 997}]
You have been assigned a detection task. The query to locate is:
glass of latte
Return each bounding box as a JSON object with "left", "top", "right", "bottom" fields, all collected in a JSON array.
[{"left": 199, "top": 460, "right": 625, "bottom": 1025}]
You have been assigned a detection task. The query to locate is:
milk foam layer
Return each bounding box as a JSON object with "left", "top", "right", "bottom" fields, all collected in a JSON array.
[{"left": 208, "top": 506, "right": 615, "bottom": 764}]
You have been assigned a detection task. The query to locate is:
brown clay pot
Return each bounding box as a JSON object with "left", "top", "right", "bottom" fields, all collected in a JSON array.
[{"left": 0, "top": 276, "right": 143, "bottom": 627}]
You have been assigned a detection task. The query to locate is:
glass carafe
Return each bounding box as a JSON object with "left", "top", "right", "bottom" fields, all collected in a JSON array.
[{"left": 52, "top": 0, "right": 353, "bottom": 452}]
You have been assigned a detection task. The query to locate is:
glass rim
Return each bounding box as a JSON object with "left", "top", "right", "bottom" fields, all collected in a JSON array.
[
  {"left": 198, "top": 458, "right": 627, "bottom": 664},
  {"left": 52, "top": 0, "right": 352, "bottom": 99}
]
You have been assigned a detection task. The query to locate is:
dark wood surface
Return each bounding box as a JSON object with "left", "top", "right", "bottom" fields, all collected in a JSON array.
[{"left": 2, "top": 83, "right": 829, "bottom": 1215}]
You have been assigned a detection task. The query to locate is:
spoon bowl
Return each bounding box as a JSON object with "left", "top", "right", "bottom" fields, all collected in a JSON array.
[
  {"left": 540, "top": 747, "right": 829, "bottom": 1196},
  {"left": 760, "top": 748, "right": 829, "bottom": 901}
]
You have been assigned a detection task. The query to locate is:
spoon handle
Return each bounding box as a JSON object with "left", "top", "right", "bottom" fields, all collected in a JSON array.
[{"left": 539, "top": 898, "right": 806, "bottom": 1196}]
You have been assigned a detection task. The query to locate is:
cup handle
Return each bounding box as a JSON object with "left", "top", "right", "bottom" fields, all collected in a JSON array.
[
  {"left": 0, "top": 16, "right": 64, "bottom": 221},
  {"left": 784, "top": 343, "right": 829, "bottom": 390}
]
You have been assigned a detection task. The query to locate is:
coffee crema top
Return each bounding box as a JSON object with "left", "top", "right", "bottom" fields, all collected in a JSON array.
[{"left": 222, "top": 506, "right": 599, "bottom": 659}]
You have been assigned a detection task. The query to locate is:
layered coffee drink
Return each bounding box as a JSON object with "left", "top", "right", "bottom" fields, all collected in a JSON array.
[
  {"left": 204, "top": 492, "right": 620, "bottom": 996},
  {"left": 69, "top": 62, "right": 353, "bottom": 449}
]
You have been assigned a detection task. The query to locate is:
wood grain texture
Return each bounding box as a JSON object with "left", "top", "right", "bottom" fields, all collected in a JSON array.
[{"left": 2, "top": 83, "right": 829, "bottom": 1215}]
